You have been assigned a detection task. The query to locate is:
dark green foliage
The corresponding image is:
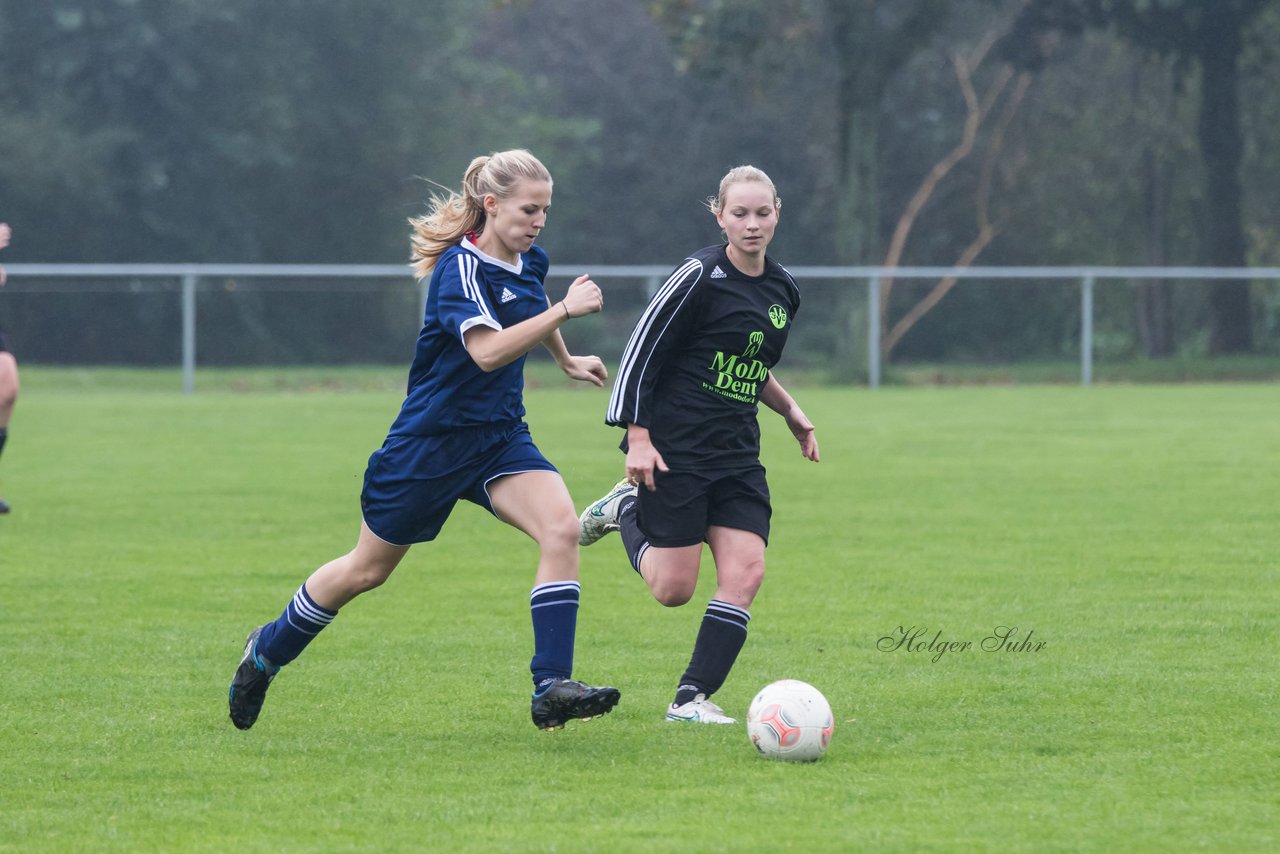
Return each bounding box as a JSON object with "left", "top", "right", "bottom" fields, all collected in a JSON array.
[
  {"left": 1007, "top": 0, "right": 1276, "bottom": 352},
  {"left": 2, "top": 0, "right": 1278, "bottom": 366}
]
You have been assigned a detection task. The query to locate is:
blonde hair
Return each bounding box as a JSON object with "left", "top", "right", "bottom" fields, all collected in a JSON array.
[
  {"left": 408, "top": 149, "right": 553, "bottom": 279},
  {"left": 705, "top": 165, "right": 781, "bottom": 216}
]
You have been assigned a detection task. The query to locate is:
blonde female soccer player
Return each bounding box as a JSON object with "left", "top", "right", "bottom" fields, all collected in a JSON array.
[
  {"left": 229, "top": 150, "right": 620, "bottom": 731},
  {"left": 579, "top": 166, "right": 819, "bottom": 724}
]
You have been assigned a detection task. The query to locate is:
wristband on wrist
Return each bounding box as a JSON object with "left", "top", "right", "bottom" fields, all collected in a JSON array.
[{"left": 561, "top": 301, "right": 570, "bottom": 320}]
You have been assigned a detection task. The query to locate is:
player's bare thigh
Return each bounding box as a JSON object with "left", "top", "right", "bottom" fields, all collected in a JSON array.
[
  {"left": 639, "top": 542, "right": 703, "bottom": 607},
  {"left": 0, "top": 352, "right": 18, "bottom": 422},
  {"left": 488, "top": 470, "right": 581, "bottom": 584}
]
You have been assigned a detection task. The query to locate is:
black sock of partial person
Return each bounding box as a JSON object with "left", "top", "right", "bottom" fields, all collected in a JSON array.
[
  {"left": 674, "top": 600, "right": 751, "bottom": 705},
  {"left": 617, "top": 496, "right": 646, "bottom": 575},
  {"left": 0, "top": 426, "right": 7, "bottom": 460}
]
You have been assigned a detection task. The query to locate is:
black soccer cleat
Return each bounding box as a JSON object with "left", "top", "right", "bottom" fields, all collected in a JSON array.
[
  {"left": 0, "top": 498, "right": 10, "bottom": 514},
  {"left": 530, "top": 679, "right": 621, "bottom": 730},
  {"left": 228, "top": 626, "right": 279, "bottom": 730}
]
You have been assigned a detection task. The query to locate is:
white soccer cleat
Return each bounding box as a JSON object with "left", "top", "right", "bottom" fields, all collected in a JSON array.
[
  {"left": 578, "top": 478, "right": 637, "bottom": 546},
  {"left": 665, "top": 694, "right": 737, "bottom": 725}
]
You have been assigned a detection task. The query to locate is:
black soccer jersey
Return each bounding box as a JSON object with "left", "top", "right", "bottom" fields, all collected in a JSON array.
[{"left": 607, "top": 244, "right": 800, "bottom": 468}]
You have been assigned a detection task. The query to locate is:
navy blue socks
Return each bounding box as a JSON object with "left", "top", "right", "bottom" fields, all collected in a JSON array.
[
  {"left": 256, "top": 584, "right": 338, "bottom": 667},
  {"left": 530, "top": 580, "right": 580, "bottom": 690}
]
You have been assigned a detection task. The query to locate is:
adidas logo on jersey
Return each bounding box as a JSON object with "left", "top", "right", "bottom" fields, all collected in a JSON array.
[
  {"left": 710, "top": 266, "right": 727, "bottom": 279},
  {"left": 500, "top": 287, "right": 517, "bottom": 304}
]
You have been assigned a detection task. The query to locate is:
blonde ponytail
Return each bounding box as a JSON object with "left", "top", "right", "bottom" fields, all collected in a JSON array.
[{"left": 408, "top": 149, "right": 552, "bottom": 279}]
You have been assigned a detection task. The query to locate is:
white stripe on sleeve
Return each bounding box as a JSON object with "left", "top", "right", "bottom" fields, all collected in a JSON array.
[{"left": 607, "top": 258, "right": 703, "bottom": 425}]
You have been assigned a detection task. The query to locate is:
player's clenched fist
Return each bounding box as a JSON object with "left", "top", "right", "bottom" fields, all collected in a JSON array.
[{"left": 562, "top": 274, "right": 603, "bottom": 318}]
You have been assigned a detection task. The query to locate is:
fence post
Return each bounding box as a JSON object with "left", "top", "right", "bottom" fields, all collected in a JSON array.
[
  {"left": 182, "top": 273, "right": 197, "bottom": 395},
  {"left": 1080, "top": 273, "right": 1094, "bottom": 386},
  {"left": 868, "top": 276, "right": 881, "bottom": 388}
]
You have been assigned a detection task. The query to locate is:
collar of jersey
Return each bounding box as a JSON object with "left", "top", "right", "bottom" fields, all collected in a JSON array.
[
  {"left": 718, "top": 244, "right": 772, "bottom": 283},
  {"left": 461, "top": 236, "right": 523, "bottom": 275}
]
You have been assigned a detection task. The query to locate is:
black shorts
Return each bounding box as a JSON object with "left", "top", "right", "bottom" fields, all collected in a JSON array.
[{"left": 635, "top": 465, "right": 771, "bottom": 548}]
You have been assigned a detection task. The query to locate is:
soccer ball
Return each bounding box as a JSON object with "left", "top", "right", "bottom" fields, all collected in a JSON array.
[{"left": 746, "top": 679, "right": 834, "bottom": 762}]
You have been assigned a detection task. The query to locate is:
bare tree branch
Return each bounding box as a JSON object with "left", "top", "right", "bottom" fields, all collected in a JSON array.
[
  {"left": 879, "top": 36, "right": 1013, "bottom": 329},
  {"left": 883, "top": 224, "right": 998, "bottom": 355},
  {"left": 876, "top": 28, "right": 1033, "bottom": 363}
]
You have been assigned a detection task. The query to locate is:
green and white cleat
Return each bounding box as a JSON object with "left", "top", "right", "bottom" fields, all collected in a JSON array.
[
  {"left": 578, "top": 478, "right": 637, "bottom": 546},
  {"left": 665, "top": 694, "right": 737, "bottom": 725}
]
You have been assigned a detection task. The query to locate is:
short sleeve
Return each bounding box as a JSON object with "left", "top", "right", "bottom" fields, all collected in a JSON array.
[{"left": 436, "top": 250, "right": 502, "bottom": 342}]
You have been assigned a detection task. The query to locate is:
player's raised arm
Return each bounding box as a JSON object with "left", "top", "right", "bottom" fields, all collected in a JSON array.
[{"left": 463, "top": 275, "right": 600, "bottom": 373}]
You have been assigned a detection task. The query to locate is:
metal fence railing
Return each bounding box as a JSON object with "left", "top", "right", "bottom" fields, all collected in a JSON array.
[{"left": 4, "top": 263, "right": 1279, "bottom": 392}]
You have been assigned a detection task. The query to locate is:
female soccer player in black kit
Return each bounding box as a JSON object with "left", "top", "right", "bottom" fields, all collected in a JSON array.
[{"left": 579, "top": 166, "right": 819, "bottom": 724}]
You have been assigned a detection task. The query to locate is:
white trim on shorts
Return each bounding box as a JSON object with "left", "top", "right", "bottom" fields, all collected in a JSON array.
[{"left": 482, "top": 467, "right": 559, "bottom": 524}]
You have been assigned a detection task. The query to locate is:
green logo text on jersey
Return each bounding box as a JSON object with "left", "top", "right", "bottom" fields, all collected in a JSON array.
[
  {"left": 768, "top": 304, "right": 788, "bottom": 329},
  {"left": 704, "top": 331, "right": 769, "bottom": 403}
]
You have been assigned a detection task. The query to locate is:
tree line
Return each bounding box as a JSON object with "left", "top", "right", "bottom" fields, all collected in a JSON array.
[{"left": 2, "top": 0, "right": 1277, "bottom": 369}]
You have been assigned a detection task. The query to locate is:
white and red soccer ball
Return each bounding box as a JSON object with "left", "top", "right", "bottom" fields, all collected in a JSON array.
[{"left": 746, "top": 679, "right": 834, "bottom": 761}]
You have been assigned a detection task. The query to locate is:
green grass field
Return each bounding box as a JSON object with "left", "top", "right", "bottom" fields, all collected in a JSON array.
[{"left": 2, "top": 369, "right": 1277, "bottom": 852}]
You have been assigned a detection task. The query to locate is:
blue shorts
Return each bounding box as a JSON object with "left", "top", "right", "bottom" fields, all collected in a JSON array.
[{"left": 360, "top": 421, "right": 556, "bottom": 546}]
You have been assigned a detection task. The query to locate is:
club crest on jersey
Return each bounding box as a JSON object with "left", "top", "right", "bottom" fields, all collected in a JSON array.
[
  {"left": 768, "top": 304, "right": 788, "bottom": 329},
  {"left": 710, "top": 266, "right": 727, "bottom": 279},
  {"left": 500, "top": 287, "right": 517, "bottom": 304}
]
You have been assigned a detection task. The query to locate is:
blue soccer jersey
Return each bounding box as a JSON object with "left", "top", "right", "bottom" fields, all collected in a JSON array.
[{"left": 387, "top": 237, "right": 550, "bottom": 436}]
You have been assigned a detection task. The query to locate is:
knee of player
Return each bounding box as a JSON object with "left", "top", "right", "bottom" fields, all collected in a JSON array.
[
  {"left": 652, "top": 579, "right": 696, "bottom": 607},
  {"left": 0, "top": 367, "right": 17, "bottom": 408},
  {"left": 347, "top": 561, "right": 395, "bottom": 594},
  {"left": 538, "top": 510, "right": 582, "bottom": 553},
  {"left": 727, "top": 561, "right": 766, "bottom": 597}
]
